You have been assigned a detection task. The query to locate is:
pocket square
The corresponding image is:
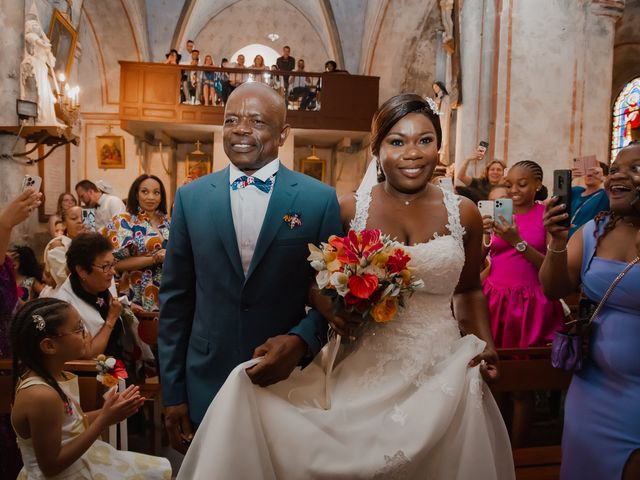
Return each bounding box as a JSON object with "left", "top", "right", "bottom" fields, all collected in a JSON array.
[{"left": 283, "top": 212, "right": 302, "bottom": 229}]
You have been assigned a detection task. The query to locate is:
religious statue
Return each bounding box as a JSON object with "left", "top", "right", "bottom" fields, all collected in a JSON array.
[
  {"left": 433, "top": 81, "right": 452, "bottom": 165},
  {"left": 20, "top": 3, "right": 64, "bottom": 126},
  {"left": 439, "top": 0, "right": 455, "bottom": 53}
]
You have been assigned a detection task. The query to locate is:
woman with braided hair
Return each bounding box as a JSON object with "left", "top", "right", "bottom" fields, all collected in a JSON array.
[
  {"left": 540, "top": 140, "right": 640, "bottom": 479},
  {"left": 482, "top": 159, "right": 565, "bottom": 447}
]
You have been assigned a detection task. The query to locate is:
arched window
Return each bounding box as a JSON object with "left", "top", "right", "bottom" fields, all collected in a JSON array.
[
  {"left": 611, "top": 77, "right": 640, "bottom": 161},
  {"left": 230, "top": 44, "right": 280, "bottom": 68}
]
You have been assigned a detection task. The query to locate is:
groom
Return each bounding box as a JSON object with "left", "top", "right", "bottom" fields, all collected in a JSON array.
[{"left": 158, "top": 82, "right": 342, "bottom": 452}]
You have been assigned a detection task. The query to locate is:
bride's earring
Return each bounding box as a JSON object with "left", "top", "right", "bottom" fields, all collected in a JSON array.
[{"left": 376, "top": 161, "right": 383, "bottom": 178}]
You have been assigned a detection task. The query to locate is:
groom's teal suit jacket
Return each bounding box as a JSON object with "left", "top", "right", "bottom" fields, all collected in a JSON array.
[{"left": 158, "top": 165, "right": 342, "bottom": 424}]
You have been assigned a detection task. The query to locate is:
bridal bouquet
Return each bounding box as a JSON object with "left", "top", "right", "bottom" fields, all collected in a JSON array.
[
  {"left": 95, "top": 354, "right": 128, "bottom": 388},
  {"left": 308, "top": 229, "right": 424, "bottom": 323}
]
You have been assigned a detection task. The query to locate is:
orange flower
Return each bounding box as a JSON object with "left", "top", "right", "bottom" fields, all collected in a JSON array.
[
  {"left": 101, "top": 373, "right": 118, "bottom": 388},
  {"left": 371, "top": 296, "right": 398, "bottom": 323}
]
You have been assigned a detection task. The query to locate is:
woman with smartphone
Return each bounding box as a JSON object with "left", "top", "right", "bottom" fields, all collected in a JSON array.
[
  {"left": 482, "top": 160, "right": 564, "bottom": 447},
  {"left": 457, "top": 150, "right": 507, "bottom": 203},
  {"left": 540, "top": 141, "right": 640, "bottom": 479}
]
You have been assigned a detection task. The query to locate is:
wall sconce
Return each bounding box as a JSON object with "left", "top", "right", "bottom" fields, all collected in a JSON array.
[{"left": 55, "top": 73, "right": 80, "bottom": 125}]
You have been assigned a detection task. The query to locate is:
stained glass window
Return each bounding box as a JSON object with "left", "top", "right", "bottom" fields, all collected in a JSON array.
[{"left": 611, "top": 77, "right": 640, "bottom": 161}]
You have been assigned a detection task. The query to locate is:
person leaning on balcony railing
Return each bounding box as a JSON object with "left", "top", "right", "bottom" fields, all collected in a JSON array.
[
  {"left": 164, "top": 49, "right": 181, "bottom": 65},
  {"left": 250, "top": 55, "right": 269, "bottom": 84},
  {"left": 202, "top": 54, "right": 218, "bottom": 106},
  {"left": 289, "top": 58, "right": 314, "bottom": 111},
  {"left": 184, "top": 49, "right": 202, "bottom": 105},
  {"left": 268, "top": 64, "right": 284, "bottom": 97}
]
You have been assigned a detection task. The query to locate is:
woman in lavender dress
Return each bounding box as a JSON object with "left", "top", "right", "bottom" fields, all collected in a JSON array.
[{"left": 541, "top": 141, "right": 640, "bottom": 479}]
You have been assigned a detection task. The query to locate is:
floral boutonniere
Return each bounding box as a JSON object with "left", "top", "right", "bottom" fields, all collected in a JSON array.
[
  {"left": 95, "top": 298, "right": 105, "bottom": 308},
  {"left": 95, "top": 354, "right": 128, "bottom": 388},
  {"left": 283, "top": 212, "right": 302, "bottom": 230}
]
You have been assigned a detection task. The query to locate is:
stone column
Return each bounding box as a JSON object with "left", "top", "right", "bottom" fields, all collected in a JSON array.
[
  {"left": 455, "top": 0, "right": 623, "bottom": 189},
  {"left": 453, "top": 0, "right": 498, "bottom": 178},
  {"left": 0, "top": 0, "right": 33, "bottom": 242}
]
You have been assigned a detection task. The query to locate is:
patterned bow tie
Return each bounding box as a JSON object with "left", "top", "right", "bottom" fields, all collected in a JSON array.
[{"left": 231, "top": 173, "right": 276, "bottom": 194}]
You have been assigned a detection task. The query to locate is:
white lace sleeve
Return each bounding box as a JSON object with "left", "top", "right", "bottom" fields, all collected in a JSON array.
[
  {"left": 349, "top": 189, "right": 372, "bottom": 232},
  {"left": 441, "top": 187, "right": 466, "bottom": 249}
]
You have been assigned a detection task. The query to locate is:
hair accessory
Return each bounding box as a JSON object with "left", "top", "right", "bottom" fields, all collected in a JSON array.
[
  {"left": 424, "top": 96, "right": 440, "bottom": 116},
  {"left": 32, "top": 314, "right": 46, "bottom": 331}
]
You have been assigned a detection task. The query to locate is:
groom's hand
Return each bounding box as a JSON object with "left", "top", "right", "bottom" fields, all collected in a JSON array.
[
  {"left": 247, "top": 335, "right": 307, "bottom": 387},
  {"left": 164, "top": 403, "right": 194, "bottom": 454}
]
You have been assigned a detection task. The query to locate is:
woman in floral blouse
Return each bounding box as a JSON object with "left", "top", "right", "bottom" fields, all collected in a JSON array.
[{"left": 103, "top": 174, "right": 170, "bottom": 311}]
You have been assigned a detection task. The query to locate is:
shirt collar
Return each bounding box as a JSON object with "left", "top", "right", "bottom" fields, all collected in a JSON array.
[{"left": 229, "top": 159, "right": 280, "bottom": 185}]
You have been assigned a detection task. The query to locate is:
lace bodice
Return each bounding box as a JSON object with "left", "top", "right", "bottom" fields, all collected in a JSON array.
[{"left": 347, "top": 184, "right": 468, "bottom": 387}]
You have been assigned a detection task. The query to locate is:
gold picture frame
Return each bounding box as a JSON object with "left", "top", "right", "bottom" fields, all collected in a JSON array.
[
  {"left": 96, "top": 135, "right": 125, "bottom": 169},
  {"left": 300, "top": 157, "right": 326, "bottom": 182},
  {"left": 48, "top": 9, "right": 78, "bottom": 79}
]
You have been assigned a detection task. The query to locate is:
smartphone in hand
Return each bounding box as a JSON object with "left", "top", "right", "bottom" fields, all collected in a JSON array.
[
  {"left": 494, "top": 198, "right": 513, "bottom": 227},
  {"left": 478, "top": 141, "right": 489, "bottom": 159},
  {"left": 21, "top": 175, "right": 42, "bottom": 193},
  {"left": 477, "top": 200, "right": 494, "bottom": 220},
  {"left": 553, "top": 169, "right": 572, "bottom": 228}
]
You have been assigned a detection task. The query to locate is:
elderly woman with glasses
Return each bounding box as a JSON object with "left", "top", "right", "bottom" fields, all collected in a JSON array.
[{"left": 51, "top": 232, "right": 123, "bottom": 358}]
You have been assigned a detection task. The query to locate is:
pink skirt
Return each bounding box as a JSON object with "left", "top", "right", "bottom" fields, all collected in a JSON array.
[{"left": 483, "top": 279, "right": 565, "bottom": 348}]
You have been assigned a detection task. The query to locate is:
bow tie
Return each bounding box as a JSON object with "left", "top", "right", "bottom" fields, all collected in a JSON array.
[{"left": 231, "top": 173, "right": 276, "bottom": 194}]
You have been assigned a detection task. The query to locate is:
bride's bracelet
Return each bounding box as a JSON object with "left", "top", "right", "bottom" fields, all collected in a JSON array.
[{"left": 547, "top": 243, "right": 568, "bottom": 254}]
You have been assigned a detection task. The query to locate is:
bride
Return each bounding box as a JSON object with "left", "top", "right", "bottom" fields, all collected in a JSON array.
[{"left": 177, "top": 94, "right": 514, "bottom": 479}]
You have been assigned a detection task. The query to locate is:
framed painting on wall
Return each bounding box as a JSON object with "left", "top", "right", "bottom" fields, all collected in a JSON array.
[
  {"left": 48, "top": 9, "right": 78, "bottom": 79},
  {"left": 300, "top": 157, "right": 326, "bottom": 182},
  {"left": 96, "top": 135, "right": 125, "bottom": 169},
  {"left": 185, "top": 152, "right": 212, "bottom": 179}
]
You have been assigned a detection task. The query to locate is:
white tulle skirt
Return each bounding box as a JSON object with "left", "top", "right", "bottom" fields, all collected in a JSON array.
[{"left": 178, "top": 332, "right": 514, "bottom": 480}]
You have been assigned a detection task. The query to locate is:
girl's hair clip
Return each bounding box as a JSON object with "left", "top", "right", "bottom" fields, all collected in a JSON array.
[
  {"left": 32, "top": 314, "right": 46, "bottom": 331},
  {"left": 424, "top": 96, "right": 440, "bottom": 116}
]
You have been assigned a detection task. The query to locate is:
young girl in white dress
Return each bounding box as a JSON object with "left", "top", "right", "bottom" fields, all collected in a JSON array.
[
  {"left": 177, "top": 94, "right": 514, "bottom": 479},
  {"left": 10, "top": 298, "right": 171, "bottom": 479}
]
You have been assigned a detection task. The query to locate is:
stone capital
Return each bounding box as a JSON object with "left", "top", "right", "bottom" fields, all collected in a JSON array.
[{"left": 589, "top": 0, "right": 625, "bottom": 21}]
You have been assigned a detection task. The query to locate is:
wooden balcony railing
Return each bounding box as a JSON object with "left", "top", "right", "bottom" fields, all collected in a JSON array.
[{"left": 119, "top": 62, "right": 379, "bottom": 132}]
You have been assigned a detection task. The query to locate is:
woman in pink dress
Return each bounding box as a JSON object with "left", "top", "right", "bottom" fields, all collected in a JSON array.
[{"left": 482, "top": 160, "right": 564, "bottom": 447}]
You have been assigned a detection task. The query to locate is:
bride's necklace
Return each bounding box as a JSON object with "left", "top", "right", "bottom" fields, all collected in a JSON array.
[{"left": 383, "top": 185, "right": 429, "bottom": 206}]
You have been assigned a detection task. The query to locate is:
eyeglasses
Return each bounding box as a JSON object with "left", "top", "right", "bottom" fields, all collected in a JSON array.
[
  {"left": 52, "top": 324, "right": 87, "bottom": 338},
  {"left": 92, "top": 261, "right": 117, "bottom": 273}
]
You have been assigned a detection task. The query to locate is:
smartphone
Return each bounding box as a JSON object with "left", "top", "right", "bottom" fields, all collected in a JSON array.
[
  {"left": 494, "top": 198, "right": 513, "bottom": 227},
  {"left": 572, "top": 155, "right": 597, "bottom": 177},
  {"left": 21, "top": 174, "right": 42, "bottom": 193},
  {"left": 81, "top": 207, "right": 97, "bottom": 232},
  {"left": 477, "top": 200, "right": 494, "bottom": 220},
  {"left": 478, "top": 141, "right": 489, "bottom": 159},
  {"left": 553, "top": 169, "right": 572, "bottom": 228},
  {"left": 438, "top": 177, "right": 453, "bottom": 191}
]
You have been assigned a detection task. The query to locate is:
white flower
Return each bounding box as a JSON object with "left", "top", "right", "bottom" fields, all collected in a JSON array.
[
  {"left": 316, "top": 270, "right": 331, "bottom": 289},
  {"left": 105, "top": 357, "right": 116, "bottom": 369},
  {"left": 310, "top": 260, "right": 325, "bottom": 271},
  {"left": 307, "top": 244, "right": 324, "bottom": 263},
  {"left": 330, "top": 272, "right": 349, "bottom": 296}
]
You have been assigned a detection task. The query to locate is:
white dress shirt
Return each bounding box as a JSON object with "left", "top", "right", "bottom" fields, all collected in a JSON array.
[
  {"left": 229, "top": 159, "right": 279, "bottom": 275},
  {"left": 95, "top": 193, "right": 126, "bottom": 231}
]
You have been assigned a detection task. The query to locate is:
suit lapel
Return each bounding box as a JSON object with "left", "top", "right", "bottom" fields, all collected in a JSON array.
[
  {"left": 210, "top": 167, "right": 244, "bottom": 280},
  {"left": 246, "top": 166, "right": 299, "bottom": 280}
]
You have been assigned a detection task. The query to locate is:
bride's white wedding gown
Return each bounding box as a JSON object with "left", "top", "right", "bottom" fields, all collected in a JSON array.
[{"left": 178, "top": 186, "right": 514, "bottom": 479}]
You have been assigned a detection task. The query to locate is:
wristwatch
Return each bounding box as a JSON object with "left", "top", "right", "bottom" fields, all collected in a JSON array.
[{"left": 515, "top": 240, "right": 528, "bottom": 253}]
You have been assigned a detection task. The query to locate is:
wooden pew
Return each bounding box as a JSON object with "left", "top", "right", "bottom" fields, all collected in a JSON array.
[
  {"left": 492, "top": 347, "right": 572, "bottom": 480},
  {"left": 134, "top": 311, "right": 163, "bottom": 454}
]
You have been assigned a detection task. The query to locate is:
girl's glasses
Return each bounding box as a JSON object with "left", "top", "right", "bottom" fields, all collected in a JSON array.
[{"left": 52, "top": 325, "right": 86, "bottom": 338}]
